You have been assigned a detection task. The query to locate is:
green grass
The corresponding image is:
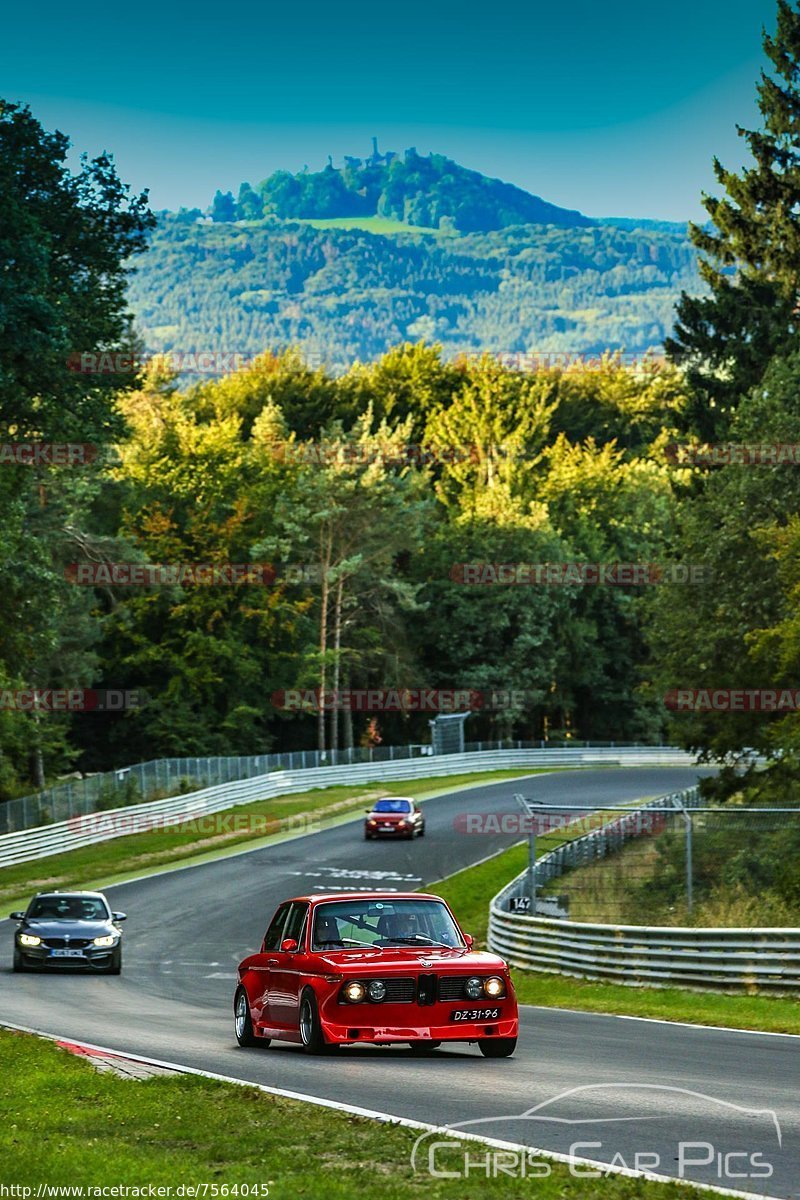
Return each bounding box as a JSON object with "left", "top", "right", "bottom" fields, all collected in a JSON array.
[
  {"left": 0, "top": 768, "right": 546, "bottom": 914},
  {"left": 432, "top": 840, "right": 800, "bottom": 1035},
  {"left": 0, "top": 1028, "right": 713, "bottom": 1198},
  {"left": 295, "top": 215, "right": 442, "bottom": 236}
]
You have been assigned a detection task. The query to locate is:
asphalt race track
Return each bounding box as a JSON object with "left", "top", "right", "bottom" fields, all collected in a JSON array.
[{"left": 2, "top": 767, "right": 798, "bottom": 1198}]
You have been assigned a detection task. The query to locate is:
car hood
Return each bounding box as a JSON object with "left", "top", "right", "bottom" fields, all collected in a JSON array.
[
  {"left": 317, "top": 947, "right": 507, "bottom": 972},
  {"left": 20, "top": 919, "right": 117, "bottom": 937},
  {"left": 366, "top": 811, "right": 408, "bottom": 821}
]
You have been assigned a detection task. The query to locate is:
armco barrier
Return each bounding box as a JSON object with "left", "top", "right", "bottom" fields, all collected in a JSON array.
[
  {"left": 488, "top": 790, "right": 800, "bottom": 991},
  {"left": 0, "top": 746, "right": 695, "bottom": 869}
]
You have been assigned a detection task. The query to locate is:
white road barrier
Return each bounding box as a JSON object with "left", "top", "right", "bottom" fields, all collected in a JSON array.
[{"left": 0, "top": 746, "right": 695, "bottom": 869}]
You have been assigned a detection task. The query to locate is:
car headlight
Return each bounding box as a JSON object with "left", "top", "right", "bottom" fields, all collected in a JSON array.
[
  {"left": 367, "top": 980, "right": 386, "bottom": 1002},
  {"left": 465, "top": 976, "right": 483, "bottom": 999},
  {"left": 342, "top": 981, "right": 367, "bottom": 1003},
  {"left": 93, "top": 935, "right": 117, "bottom": 947},
  {"left": 19, "top": 933, "right": 41, "bottom": 947},
  {"left": 484, "top": 976, "right": 506, "bottom": 999}
]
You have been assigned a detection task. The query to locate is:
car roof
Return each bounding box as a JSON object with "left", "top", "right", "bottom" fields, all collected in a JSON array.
[
  {"left": 291, "top": 891, "right": 443, "bottom": 904},
  {"left": 32, "top": 890, "right": 108, "bottom": 900}
]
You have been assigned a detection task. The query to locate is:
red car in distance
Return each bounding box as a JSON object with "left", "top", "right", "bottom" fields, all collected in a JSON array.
[
  {"left": 364, "top": 796, "right": 425, "bottom": 839},
  {"left": 234, "top": 891, "right": 518, "bottom": 1057}
]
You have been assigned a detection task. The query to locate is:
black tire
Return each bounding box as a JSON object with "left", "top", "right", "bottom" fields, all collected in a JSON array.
[
  {"left": 107, "top": 948, "right": 122, "bottom": 975},
  {"left": 234, "top": 986, "right": 262, "bottom": 1048},
  {"left": 299, "top": 988, "right": 334, "bottom": 1054},
  {"left": 364, "top": 832, "right": 372, "bottom": 840},
  {"left": 418, "top": 824, "right": 426, "bottom": 837},
  {"left": 409, "top": 1040, "right": 441, "bottom": 1053},
  {"left": 12, "top": 948, "right": 23, "bottom": 973},
  {"left": 478, "top": 1037, "right": 517, "bottom": 1058}
]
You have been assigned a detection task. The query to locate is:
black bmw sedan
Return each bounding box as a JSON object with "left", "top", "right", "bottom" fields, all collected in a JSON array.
[{"left": 10, "top": 891, "right": 126, "bottom": 973}]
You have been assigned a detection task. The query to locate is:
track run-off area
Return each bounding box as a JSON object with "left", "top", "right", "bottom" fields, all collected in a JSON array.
[{"left": 2, "top": 767, "right": 798, "bottom": 1199}]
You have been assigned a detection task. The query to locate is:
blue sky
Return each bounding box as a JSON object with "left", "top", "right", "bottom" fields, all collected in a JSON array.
[{"left": 2, "top": 0, "right": 777, "bottom": 220}]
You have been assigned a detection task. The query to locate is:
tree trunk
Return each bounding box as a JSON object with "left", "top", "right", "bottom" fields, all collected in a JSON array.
[
  {"left": 330, "top": 574, "right": 344, "bottom": 752},
  {"left": 343, "top": 682, "right": 354, "bottom": 752},
  {"left": 318, "top": 525, "right": 331, "bottom": 754},
  {"left": 31, "top": 712, "right": 45, "bottom": 789}
]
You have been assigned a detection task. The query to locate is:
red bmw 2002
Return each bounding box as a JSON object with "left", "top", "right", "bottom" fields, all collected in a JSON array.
[{"left": 234, "top": 891, "right": 518, "bottom": 1056}]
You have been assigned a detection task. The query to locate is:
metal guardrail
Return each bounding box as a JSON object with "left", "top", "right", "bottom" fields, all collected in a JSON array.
[
  {"left": 1, "top": 739, "right": 664, "bottom": 835},
  {"left": 0, "top": 746, "right": 695, "bottom": 869},
  {"left": 488, "top": 789, "right": 800, "bottom": 991}
]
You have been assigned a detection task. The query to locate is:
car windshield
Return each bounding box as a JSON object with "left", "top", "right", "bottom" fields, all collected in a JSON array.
[
  {"left": 373, "top": 799, "right": 411, "bottom": 813},
  {"left": 27, "top": 896, "right": 109, "bottom": 921},
  {"left": 311, "top": 899, "right": 464, "bottom": 950}
]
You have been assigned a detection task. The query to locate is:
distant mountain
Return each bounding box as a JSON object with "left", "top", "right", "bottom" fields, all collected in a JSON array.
[
  {"left": 125, "top": 147, "right": 703, "bottom": 373},
  {"left": 208, "top": 144, "right": 595, "bottom": 234}
]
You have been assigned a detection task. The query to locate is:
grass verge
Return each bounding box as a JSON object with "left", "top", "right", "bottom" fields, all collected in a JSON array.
[
  {"left": 431, "top": 840, "right": 800, "bottom": 1035},
  {"left": 295, "top": 215, "right": 442, "bottom": 235},
  {"left": 0, "top": 769, "right": 546, "bottom": 914},
  {"left": 0, "top": 1028, "right": 712, "bottom": 1198}
]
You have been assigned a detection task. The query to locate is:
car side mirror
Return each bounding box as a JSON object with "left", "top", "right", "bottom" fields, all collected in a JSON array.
[
  {"left": 280, "top": 938, "right": 298, "bottom": 953},
  {"left": 9, "top": 912, "right": 24, "bottom": 921},
  {"left": 464, "top": 934, "right": 474, "bottom": 948},
  {"left": 112, "top": 912, "right": 127, "bottom": 922},
  {"left": 365, "top": 808, "right": 372, "bottom": 814}
]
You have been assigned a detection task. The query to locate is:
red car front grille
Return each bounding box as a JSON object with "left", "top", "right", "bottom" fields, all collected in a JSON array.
[
  {"left": 384, "top": 977, "right": 415, "bottom": 1002},
  {"left": 438, "top": 975, "right": 471, "bottom": 1001}
]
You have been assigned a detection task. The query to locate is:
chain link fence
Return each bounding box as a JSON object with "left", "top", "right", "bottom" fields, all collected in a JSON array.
[
  {"left": 514, "top": 796, "right": 800, "bottom": 928},
  {"left": 0, "top": 745, "right": 429, "bottom": 834},
  {"left": 0, "top": 738, "right": 668, "bottom": 836}
]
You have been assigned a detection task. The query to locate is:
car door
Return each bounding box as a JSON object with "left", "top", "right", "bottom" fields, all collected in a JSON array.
[
  {"left": 250, "top": 903, "right": 290, "bottom": 1031},
  {"left": 266, "top": 901, "right": 309, "bottom": 1030}
]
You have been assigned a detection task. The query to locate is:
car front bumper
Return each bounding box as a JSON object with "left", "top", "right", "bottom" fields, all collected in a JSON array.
[
  {"left": 320, "top": 1000, "right": 518, "bottom": 1044},
  {"left": 17, "top": 943, "right": 119, "bottom": 968}
]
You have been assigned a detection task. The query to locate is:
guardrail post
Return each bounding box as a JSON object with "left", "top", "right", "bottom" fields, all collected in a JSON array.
[
  {"left": 514, "top": 793, "right": 537, "bottom": 911},
  {"left": 675, "top": 792, "right": 694, "bottom": 915}
]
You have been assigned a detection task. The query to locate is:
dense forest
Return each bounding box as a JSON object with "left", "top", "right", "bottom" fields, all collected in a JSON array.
[
  {"left": 4, "top": 0, "right": 800, "bottom": 814},
  {"left": 127, "top": 215, "right": 701, "bottom": 371}
]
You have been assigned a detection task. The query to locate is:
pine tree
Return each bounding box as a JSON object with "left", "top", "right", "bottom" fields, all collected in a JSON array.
[{"left": 667, "top": 1, "right": 800, "bottom": 438}]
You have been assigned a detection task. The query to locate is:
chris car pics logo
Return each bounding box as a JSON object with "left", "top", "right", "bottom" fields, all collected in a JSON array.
[{"left": 410, "top": 1084, "right": 781, "bottom": 1183}]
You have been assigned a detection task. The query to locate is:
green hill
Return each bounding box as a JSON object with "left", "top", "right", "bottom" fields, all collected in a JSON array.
[
  {"left": 127, "top": 211, "right": 702, "bottom": 372},
  {"left": 209, "top": 145, "right": 595, "bottom": 234}
]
